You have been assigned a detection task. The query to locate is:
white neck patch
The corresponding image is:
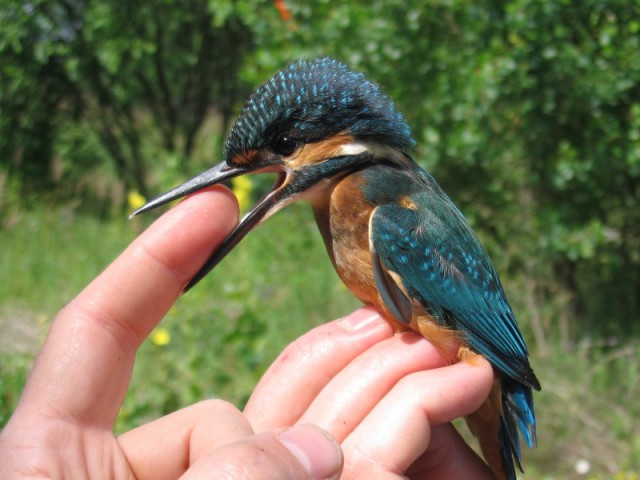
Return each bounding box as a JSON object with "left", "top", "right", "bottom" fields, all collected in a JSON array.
[{"left": 338, "top": 141, "right": 406, "bottom": 164}]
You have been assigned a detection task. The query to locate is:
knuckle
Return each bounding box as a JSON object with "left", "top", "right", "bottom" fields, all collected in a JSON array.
[
  {"left": 196, "top": 398, "right": 242, "bottom": 416},
  {"left": 210, "top": 438, "right": 305, "bottom": 480}
]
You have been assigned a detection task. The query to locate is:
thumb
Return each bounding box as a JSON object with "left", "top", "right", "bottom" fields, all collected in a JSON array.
[{"left": 181, "top": 424, "right": 343, "bottom": 480}]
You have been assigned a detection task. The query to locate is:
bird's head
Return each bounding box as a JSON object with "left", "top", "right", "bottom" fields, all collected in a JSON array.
[{"left": 132, "top": 57, "right": 414, "bottom": 289}]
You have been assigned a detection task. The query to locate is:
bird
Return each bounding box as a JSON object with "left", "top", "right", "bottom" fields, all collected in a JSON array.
[{"left": 132, "top": 57, "right": 540, "bottom": 479}]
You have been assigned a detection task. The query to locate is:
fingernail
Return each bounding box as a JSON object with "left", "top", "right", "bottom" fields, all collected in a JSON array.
[
  {"left": 338, "top": 307, "right": 383, "bottom": 331},
  {"left": 277, "top": 424, "right": 343, "bottom": 480}
]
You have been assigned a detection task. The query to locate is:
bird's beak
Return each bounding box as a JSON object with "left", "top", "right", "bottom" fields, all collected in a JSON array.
[
  {"left": 131, "top": 160, "right": 290, "bottom": 291},
  {"left": 130, "top": 162, "right": 245, "bottom": 217}
]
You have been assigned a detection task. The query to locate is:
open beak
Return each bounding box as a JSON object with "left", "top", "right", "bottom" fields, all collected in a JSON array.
[{"left": 131, "top": 160, "right": 289, "bottom": 291}]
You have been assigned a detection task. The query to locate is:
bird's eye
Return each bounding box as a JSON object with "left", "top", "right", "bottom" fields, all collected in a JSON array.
[{"left": 272, "top": 135, "right": 298, "bottom": 156}]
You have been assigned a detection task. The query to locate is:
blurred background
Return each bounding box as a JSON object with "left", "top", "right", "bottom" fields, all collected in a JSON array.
[{"left": 1, "top": 0, "right": 639, "bottom": 477}]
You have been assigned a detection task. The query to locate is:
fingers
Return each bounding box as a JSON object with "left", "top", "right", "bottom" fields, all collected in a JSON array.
[
  {"left": 298, "top": 332, "right": 449, "bottom": 440},
  {"left": 340, "top": 358, "right": 494, "bottom": 478},
  {"left": 182, "top": 426, "right": 342, "bottom": 480},
  {"left": 247, "top": 306, "right": 494, "bottom": 478},
  {"left": 119, "top": 401, "right": 343, "bottom": 480},
  {"left": 13, "top": 187, "right": 239, "bottom": 429},
  {"left": 245, "top": 307, "right": 393, "bottom": 432},
  {"left": 119, "top": 400, "right": 254, "bottom": 480}
]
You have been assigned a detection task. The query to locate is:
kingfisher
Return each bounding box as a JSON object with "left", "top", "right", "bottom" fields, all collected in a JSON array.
[{"left": 132, "top": 57, "right": 540, "bottom": 479}]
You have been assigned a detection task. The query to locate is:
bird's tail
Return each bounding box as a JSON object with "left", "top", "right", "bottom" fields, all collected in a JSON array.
[
  {"left": 499, "top": 378, "right": 537, "bottom": 478},
  {"left": 467, "top": 377, "right": 537, "bottom": 480}
]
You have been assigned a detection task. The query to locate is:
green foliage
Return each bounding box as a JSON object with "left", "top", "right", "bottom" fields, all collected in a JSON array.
[
  {"left": 0, "top": 205, "right": 131, "bottom": 309},
  {"left": 0, "top": 0, "right": 257, "bottom": 199},
  {"left": 0, "top": 353, "right": 30, "bottom": 427}
]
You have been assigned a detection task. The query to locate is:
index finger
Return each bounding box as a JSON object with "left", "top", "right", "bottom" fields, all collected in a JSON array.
[{"left": 13, "top": 187, "right": 238, "bottom": 429}]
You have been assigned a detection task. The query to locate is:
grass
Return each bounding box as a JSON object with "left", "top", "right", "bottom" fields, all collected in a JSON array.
[{"left": 1, "top": 202, "right": 639, "bottom": 478}]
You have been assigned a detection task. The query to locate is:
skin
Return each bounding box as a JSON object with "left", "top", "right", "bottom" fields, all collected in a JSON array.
[{"left": 0, "top": 186, "right": 495, "bottom": 479}]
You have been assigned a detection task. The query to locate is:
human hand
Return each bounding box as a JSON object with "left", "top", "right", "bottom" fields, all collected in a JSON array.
[
  {"left": 0, "top": 187, "right": 342, "bottom": 480},
  {"left": 245, "top": 307, "right": 496, "bottom": 479}
]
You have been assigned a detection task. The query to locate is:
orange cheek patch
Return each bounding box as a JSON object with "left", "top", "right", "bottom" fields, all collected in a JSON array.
[{"left": 286, "top": 132, "right": 355, "bottom": 169}]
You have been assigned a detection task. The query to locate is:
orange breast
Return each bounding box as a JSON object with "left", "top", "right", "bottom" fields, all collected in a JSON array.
[
  {"left": 312, "top": 173, "right": 390, "bottom": 313},
  {"left": 311, "top": 171, "right": 464, "bottom": 359}
]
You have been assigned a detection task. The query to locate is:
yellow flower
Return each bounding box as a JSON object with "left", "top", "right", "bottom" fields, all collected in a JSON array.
[
  {"left": 231, "top": 176, "right": 254, "bottom": 213},
  {"left": 151, "top": 327, "right": 171, "bottom": 346},
  {"left": 127, "top": 190, "right": 147, "bottom": 211}
]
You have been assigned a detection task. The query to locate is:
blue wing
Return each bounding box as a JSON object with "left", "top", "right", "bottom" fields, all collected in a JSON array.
[{"left": 367, "top": 172, "right": 539, "bottom": 390}]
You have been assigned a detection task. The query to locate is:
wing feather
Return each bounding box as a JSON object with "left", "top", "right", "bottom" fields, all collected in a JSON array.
[{"left": 369, "top": 201, "right": 539, "bottom": 389}]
